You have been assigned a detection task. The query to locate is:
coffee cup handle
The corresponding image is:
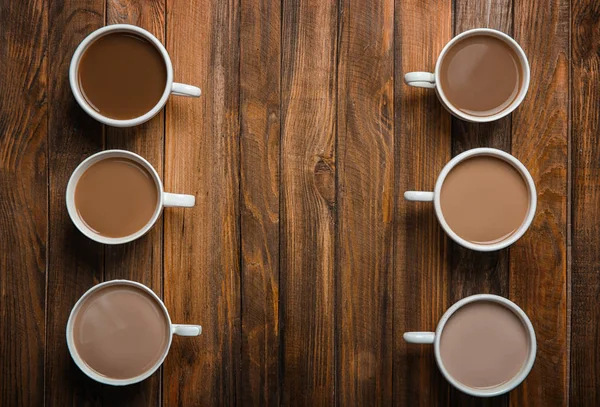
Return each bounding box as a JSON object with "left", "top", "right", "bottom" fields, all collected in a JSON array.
[
  {"left": 404, "top": 72, "right": 436, "bottom": 89},
  {"left": 173, "top": 324, "right": 202, "bottom": 336},
  {"left": 171, "top": 82, "right": 202, "bottom": 97},
  {"left": 403, "top": 332, "right": 435, "bottom": 344},
  {"left": 164, "top": 192, "right": 196, "bottom": 208},
  {"left": 404, "top": 191, "right": 434, "bottom": 202}
]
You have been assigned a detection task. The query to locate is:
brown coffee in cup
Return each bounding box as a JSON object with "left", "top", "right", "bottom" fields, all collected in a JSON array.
[
  {"left": 439, "top": 301, "right": 530, "bottom": 388},
  {"left": 439, "top": 34, "right": 523, "bottom": 117},
  {"left": 75, "top": 157, "right": 158, "bottom": 238},
  {"left": 72, "top": 283, "right": 170, "bottom": 380},
  {"left": 440, "top": 155, "right": 529, "bottom": 244},
  {"left": 78, "top": 32, "right": 167, "bottom": 120}
]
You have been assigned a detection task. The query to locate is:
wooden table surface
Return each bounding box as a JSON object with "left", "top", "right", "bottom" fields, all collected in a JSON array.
[{"left": 1, "top": 0, "right": 596, "bottom": 405}]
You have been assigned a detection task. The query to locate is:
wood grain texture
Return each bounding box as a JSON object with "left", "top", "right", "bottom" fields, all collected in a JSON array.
[
  {"left": 571, "top": 0, "right": 600, "bottom": 405},
  {"left": 163, "top": 0, "right": 240, "bottom": 405},
  {"left": 0, "top": 1, "right": 47, "bottom": 405},
  {"left": 511, "top": 0, "right": 569, "bottom": 405},
  {"left": 449, "top": 1, "right": 512, "bottom": 405},
  {"left": 240, "top": 0, "right": 281, "bottom": 405},
  {"left": 104, "top": 1, "right": 166, "bottom": 405},
  {"left": 0, "top": 1, "right": 582, "bottom": 405},
  {"left": 45, "top": 1, "right": 107, "bottom": 406},
  {"left": 337, "top": 0, "right": 393, "bottom": 404},
  {"left": 394, "top": 1, "right": 452, "bottom": 405},
  {"left": 280, "top": 0, "right": 337, "bottom": 405}
]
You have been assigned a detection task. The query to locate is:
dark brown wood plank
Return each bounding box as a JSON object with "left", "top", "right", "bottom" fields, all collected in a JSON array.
[
  {"left": 240, "top": 0, "right": 281, "bottom": 405},
  {"left": 449, "top": 1, "right": 512, "bottom": 405},
  {"left": 102, "top": 1, "right": 166, "bottom": 406},
  {"left": 571, "top": 0, "right": 600, "bottom": 405},
  {"left": 0, "top": 1, "right": 47, "bottom": 405},
  {"left": 280, "top": 0, "right": 337, "bottom": 404},
  {"left": 163, "top": 0, "right": 241, "bottom": 405},
  {"left": 510, "top": 0, "right": 569, "bottom": 405},
  {"left": 45, "top": 1, "right": 106, "bottom": 406},
  {"left": 337, "top": 0, "right": 393, "bottom": 404},
  {"left": 394, "top": 0, "right": 452, "bottom": 406}
]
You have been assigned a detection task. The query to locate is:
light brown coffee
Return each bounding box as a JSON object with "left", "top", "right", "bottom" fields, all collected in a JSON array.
[
  {"left": 75, "top": 157, "right": 158, "bottom": 238},
  {"left": 440, "top": 155, "right": 529, "bottom": 244},
  {"left": 439, "top": 301, "right": 529, "bottom": 389},
  {"left": 72, "top": 284, "right": 170, "bottom": 380},
  {"left": 439, "top": 34, "right": 522, "bottom": 117},
  {"left": 78, "top": 32, "right": 167, "bottom": 120}
]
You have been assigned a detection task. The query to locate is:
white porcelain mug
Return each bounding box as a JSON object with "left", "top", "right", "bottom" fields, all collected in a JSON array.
[
  {"left": 404, "top": 148, "right": 536, "bottom": 252},
  {"left": 66, "top": 149, "right": 195, "bottom": 244},
  {"left": 66, "top": 280, "right": 202, "bottom": 386},
  {"left": 404, "top": 294, "right": 536, "bottom": 397},
  {"left": 70, "top": 24, "right": 201, "bottom": 127},
  {"left": 404, "top": 28, "right": 530, "bottom": 122}
]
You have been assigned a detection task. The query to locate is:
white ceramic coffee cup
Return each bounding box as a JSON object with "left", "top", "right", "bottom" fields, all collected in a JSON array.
[
  {"left": 404, "top": 28, "right": 530, "bottom": 122},
  {"left": 69, "top": 24, "right": 201, "bottom": 127},
  {"left": 66, "top": 149, "right": 195, "bottom": 244},
  {"left": 66, "top": 279, "right": 202, "bottom": 386},
  {"left": 404, "top": 294, "right": 536, "bottom": 397},
  {"left": 404, "top": 148, "right": 536, "bottom": 252}
]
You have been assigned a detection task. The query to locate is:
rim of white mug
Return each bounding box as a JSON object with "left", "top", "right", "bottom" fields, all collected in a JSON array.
[
  {"left": 69, "top": 24, "right": 173, "bottom": 127},
  {"left": 432, "top": 148, "right": 537, "bottom": 252},
  {"left": 434, "top": 28, "right": 530, "bottom": 123},
  {"left": 66, "top": 280, "right": 175, "bottom": 386},
  {"left": 66, "top": 150, "right": 164, "bottom": 245},
  {"left": 433, "top": 294, "right": 537, "bottom": 397}
]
